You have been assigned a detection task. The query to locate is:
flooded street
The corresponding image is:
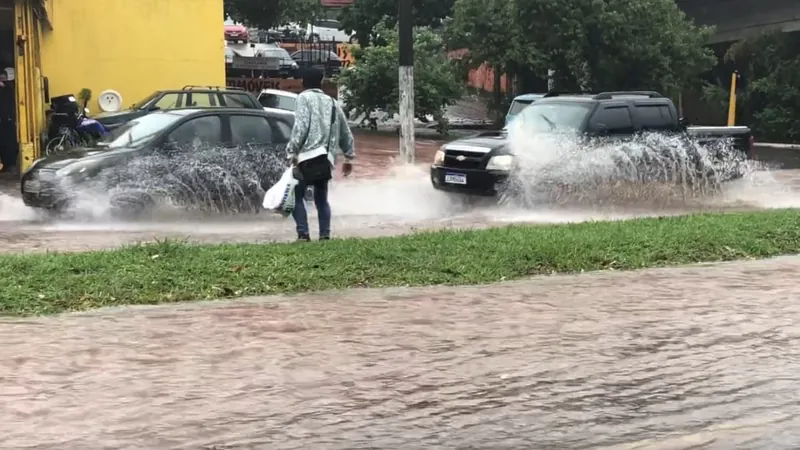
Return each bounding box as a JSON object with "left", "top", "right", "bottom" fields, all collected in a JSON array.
[
  {"left": 2, "top": 256, "right": 800, "bottom": 449},
  {"left": 2, "top": 134, "right": 800, "bottom": 448},
  {"left": 1, "top": 166, "right": 800, "bottom": 253}
]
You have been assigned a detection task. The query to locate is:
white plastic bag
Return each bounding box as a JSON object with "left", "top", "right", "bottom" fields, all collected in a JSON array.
[{"left": 262, "top": 168, "right": 298, "bottom": 217}]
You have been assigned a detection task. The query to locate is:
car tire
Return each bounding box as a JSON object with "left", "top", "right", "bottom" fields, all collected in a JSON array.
[{"left": 109, "top": 190, "right": 155, "bottom": 219}]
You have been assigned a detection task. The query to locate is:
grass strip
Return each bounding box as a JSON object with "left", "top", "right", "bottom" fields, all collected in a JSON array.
[{"left": 2, "top": 209, "right": 800, "bottom": 316}]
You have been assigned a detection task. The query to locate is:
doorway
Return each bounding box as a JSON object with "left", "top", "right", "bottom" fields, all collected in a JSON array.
[{"left": 0, "top": 3, "right": 17, "bottom": 173}]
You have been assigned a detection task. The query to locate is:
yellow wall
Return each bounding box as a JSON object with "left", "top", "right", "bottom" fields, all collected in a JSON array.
[{"left": 40, "top": 0, "right": 225, "bottom": 114}]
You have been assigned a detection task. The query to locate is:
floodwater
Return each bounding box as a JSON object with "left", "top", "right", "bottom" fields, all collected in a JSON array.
[
  {"left": 2, "top": 132, "right": 800, "bottom": 253},
  {"left": 1, "top": 165, "right": 800, "bottom": 253},
  {"left": 2, "top": 256, "right": 800, "bottom": 449},
  {"left": 2, "top": 134, "right": 800, "bottom": 448}
]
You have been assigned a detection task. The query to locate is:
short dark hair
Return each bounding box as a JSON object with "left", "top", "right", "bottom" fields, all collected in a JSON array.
[{"left": 302, "top": 68, "right": 324, "bottom": 89}]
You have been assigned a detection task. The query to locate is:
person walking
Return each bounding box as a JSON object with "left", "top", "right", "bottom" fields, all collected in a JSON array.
[{"left": 285, "top": 67, "right": 354, "bottom": 241}]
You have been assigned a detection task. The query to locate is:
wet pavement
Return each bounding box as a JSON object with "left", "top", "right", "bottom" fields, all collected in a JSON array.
[
  {"left": 2, "top": 134, "right": 800, "bottom": 448},
  {"left": 2, "top": 165, "right": 800, "bottom": 254},
  {"left": 2, "top": 255, "right": 800, "bottom": 449}
]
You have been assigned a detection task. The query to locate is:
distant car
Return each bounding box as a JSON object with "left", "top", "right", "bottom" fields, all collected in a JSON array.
[
  {"left": 21, "top": 108, "right": 296, "bottom": 215},
  {"left": 224, "top": 24, "right": 249, "bottom": 43},
  {"left": 290, "top": 49, "right": 342, "bottom": 76},
  {"left": 306, "top": 19, "right": 356, "bottom": 43},
  {"left": 505, "top": 93, "right": 545, "bottom": 126},
  {"left": 93, "top": 86, "right": 263, "bottom": 130},
  {"left": 254, "top": 46, "right": 300, "bottom": 78},
  {"left": 257, "top": 89, "right": 297, "bottom": 114}
]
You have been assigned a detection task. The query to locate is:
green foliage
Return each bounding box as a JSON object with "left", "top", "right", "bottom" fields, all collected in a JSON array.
[
  {"left": 448, "top": 0, "right": 716, "bottom": 93},
  {"left": 223, "top": 0, "right": 320, "bottom": 30},
  {"left": 337, "top": 0, "right": 454, "bottom": 46},
  {"left": 5, "top": 209, "right": 800, "bottom": 315},
  {"left": 703, "top": 31, "right": 800, "bottom": 142},
  {"left": 337, "top": 24, "right": 465, "bottom": 134}
]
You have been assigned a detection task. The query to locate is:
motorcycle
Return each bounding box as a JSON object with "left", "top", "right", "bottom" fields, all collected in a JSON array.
[{"left": 45, "top": 94, "right": 109, "bottom": 155}]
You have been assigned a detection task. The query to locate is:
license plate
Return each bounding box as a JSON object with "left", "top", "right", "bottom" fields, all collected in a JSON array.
[{"left": 444, "top": 173, "right": 466, "bottom": 184}]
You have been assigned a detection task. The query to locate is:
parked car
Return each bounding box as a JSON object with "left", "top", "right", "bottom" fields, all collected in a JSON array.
[
  {"left": 505, "top": 93, "right": 545, "bottom": 126},
  {"left": 254, "top": 46, "right": 300, "bottom": 78},
  {"left": 21, "top": 108, "right": 295, "bottom": 215},
  {"left": 307, "top": 19, "right": 356, "bottom": 43},
  {"left": 93, "top": 86, "right": 262, "bottom": 130},
  {"left": 430, "top": 90, "right": 754, "bottom": 197},
  {"left": 224, "top": 24, "right": 249, "bottom": 43},
  {"left": 290, "top": 49, "right": 342, "bottom": 76},
  {"left": 257, "top": 89, "right": 297, "bottom": 113}
]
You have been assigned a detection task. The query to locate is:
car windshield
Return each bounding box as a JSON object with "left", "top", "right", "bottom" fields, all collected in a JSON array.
[
  {"left": 130, "top": 92, "right": 160, "bottom": 110},
  {"left": 508, "top": 100, "right": 534, "bottom": 115},
  {"left": 515, "top": 102, "right": 591, "bottom": 132},
  {"left": 95, "top": 112, "right": 186, "bottom": 148},
  {"left": 259, "top": 94, "right": 296, "bottom": 110}
]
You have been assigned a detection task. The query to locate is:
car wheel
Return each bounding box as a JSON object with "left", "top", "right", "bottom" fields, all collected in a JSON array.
[{"left": 109, "top": 190, "right": 155, "bottom": 219}]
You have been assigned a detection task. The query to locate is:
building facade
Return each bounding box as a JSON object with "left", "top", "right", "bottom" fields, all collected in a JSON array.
[{"left": 4, "top": 0, "right": 225, "bottom": 173}]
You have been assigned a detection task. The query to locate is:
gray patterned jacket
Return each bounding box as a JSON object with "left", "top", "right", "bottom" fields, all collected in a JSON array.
[{"left": 285, "top": 89, "right": 355, "bottom": 165}]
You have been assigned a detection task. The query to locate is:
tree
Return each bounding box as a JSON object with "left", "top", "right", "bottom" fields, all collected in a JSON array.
[
  {"left": 703, "top": 31, "right": 800, "bottom": 142},
  {"left": 338, "top": 0, "right": 455, "bottom": 46},
  {"left": 445, "top": 0, "right": 535, "bottom": 117},
  {"left": 337, "top": 23, "right": 465, "bottom": 133},
  {"left": 224, "top": 0, "right": 320, "bottom": 30},
  {"left": 448, "top": 0, "right": 716, "bottom": 94}
]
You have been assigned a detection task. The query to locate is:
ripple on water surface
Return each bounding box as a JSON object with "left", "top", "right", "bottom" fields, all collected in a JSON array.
[{"left": 1, "top": 257, "right": 800, "bottom": 449}]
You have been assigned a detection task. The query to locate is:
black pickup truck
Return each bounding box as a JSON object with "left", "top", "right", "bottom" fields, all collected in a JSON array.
[
  {"left": 430, "top": 91, "right": 754, "bottom": 197},
  {"left": 94, "top": 86, "right": 263, "bottom": 130}
]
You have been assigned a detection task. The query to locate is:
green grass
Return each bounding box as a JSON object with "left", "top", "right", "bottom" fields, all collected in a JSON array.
[{"left": 3, "top": 209, "right": 800, "bottom": 316}]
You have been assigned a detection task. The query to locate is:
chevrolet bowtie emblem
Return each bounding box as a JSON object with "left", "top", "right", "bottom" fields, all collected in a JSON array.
[{"left": 456, "top": 155, "right": 466, "bottom": 161}]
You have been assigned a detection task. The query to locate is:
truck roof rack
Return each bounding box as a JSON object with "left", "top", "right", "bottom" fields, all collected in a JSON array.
[
  {"left": 593, "top": 91, "right": 662, "bottom": 99},
  {"left": 543, "top": 91, "right": 590, "bottom": 98},
  {"left": 181, "top": 85, "right": 245, "bottom": 91}
]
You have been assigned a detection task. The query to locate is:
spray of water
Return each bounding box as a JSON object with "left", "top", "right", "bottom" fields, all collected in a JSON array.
[
  {"left": 501, "top": 123, "right": 756, "bottom": 210},
  {"left": 1, "top": 134, "right": 797, "bottom": 238},
  {"left": 61, "top": 144, "right": 290, "bottom": 219},
  {"left": 0, "top": 193, "right": 38, "bottom": 222}
]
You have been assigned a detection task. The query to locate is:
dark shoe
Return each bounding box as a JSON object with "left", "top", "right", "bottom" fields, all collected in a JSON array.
[
  {"left": 297, "top": 234, "right": 311, "bottom": 242},
  {"left": 319, "top": 236, "right": 330, "bottom": 241}
]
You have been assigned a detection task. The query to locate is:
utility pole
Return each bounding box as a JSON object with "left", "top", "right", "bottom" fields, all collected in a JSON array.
[{"left": 398, "top": 0, "right": 414, "bottom": 163}]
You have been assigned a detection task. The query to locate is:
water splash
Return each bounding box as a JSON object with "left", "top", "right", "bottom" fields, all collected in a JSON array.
[
  {"left": 63, "top": 144, "right": 289, "bottom": 218},
  {"left": 501, "top": 125, "right": 754, "bottom": 209},
  {"left": 329, "top": 163, "right": 465, "bottom": 221},
  {"left": 0, "top": 193, "right": 38, "bottom": 222}
]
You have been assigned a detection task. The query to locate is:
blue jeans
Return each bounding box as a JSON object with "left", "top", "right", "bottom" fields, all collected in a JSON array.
[{"left": 292, "top": 179, "right": 331, "bottom": 238}]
